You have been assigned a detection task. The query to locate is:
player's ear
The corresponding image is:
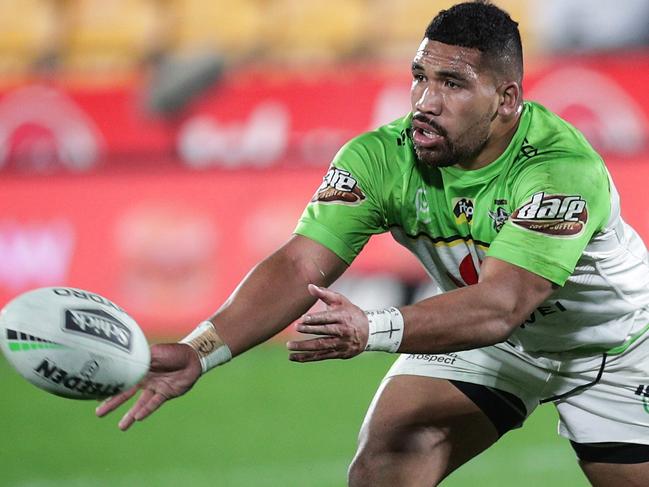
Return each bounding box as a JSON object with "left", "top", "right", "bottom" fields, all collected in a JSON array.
[{"left": 497, "top": 82, "right": 521, "bottom": 117}]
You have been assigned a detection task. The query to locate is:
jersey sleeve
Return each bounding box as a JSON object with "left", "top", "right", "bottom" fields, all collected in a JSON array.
[
  {"left": 487, "top": 156, "right": 611, "bottom": 285},
  {"left": 294, "top": 134, "right": 390, "bottom": 264}
]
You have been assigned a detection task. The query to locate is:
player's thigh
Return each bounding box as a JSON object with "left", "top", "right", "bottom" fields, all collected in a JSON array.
[
  {"left": 570, "top": 435, "right": 649, "bottom": 486},
  {"left": 580, "top": 458, "right": 649, "bottom": 487},
  {"left": 349, "top": 375, "right": 500, "bottom": 486},
  {"left": 553, "top": 334, "right": 649, "bottom": 486}
]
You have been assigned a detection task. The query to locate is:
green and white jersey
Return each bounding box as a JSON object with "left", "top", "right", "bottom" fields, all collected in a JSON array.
[{"left": 295, "top": 101, "right": 649, "bottom": 355}]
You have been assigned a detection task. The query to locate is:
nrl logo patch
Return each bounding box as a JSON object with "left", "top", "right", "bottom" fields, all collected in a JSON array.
[
  {"left": 511, "top": 192, "right": 587, "bottom": 236},
  {"left": 312, "top": 166, "right": 366, "bottom": 205}
]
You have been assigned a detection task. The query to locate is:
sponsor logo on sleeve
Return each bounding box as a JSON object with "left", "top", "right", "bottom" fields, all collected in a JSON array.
[
  {"left": 63, "top": 309, "right": 132, "bottom": 352},
  {"left": 510, "top": 192, "right": 588, "bottom": 236},
  {"left": 311, "top": 166, "right": 366, "bottom": 205}
]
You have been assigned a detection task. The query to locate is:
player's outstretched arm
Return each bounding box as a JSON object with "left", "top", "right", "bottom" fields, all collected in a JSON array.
[
  {"left": 288, "top": 256, "right": 556, "bottom": 361},
  {"left": 207, "top": 235, "right": 348, "bottom": 355},
  {"left": 97, "top": 235, "right": 348, "bottom": 430}
]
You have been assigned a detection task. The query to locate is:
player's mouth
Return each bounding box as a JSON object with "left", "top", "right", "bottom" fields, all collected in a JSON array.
[{"left": 411, "top": 119, "right": 446, "bottom": 148}]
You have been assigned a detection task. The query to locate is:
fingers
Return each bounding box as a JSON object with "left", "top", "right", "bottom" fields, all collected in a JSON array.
[
  {"left": 287, "top": 321, "right": 347, "bottom": 361},
  {"left": 289, "top": 350, "right": 340, "bottom": 363},
  {"left": 295, "top": 322, "right": 345, "bottom": 336},
  {"left": 286, "top": 336, "right": 339, "bottom": 352},
  {"left": 307, "top": 284, "right": 345, "bottom": 306},
  {"left": 95, "top": 386, "right": 138, "bottom": 417},
  {"left": 299, "top": 309, "right": 351, "bottom": 326},
  {"left": 96, "top": 384, "right": 169, "bottom": 431},
  {"left": 118, "top": 389, "right": 168, "bottom": 431},
  {"left": 289, "top": 288, "right": 366, "bottom": 363},
  {"left": 287, "top": 334, "right": 360, "bottom": 362}
]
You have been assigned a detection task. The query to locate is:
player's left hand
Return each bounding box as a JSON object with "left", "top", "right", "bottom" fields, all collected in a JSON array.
[{"left": 287, "top": 284, "right": 369, "bottom": 362}]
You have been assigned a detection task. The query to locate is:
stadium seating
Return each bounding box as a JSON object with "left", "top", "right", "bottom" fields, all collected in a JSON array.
[
  {"left": 63, "top": 0, "right": 164, "bottom": 72},
  {"left": 172, "top": 0, "right": 264, "bottom": 58},
  {"left": 0, "top": 0, "right": 562, "bottom": 76},
  {"left": 0, "top": 0, "right": 60, "bottom": 74},
  {"left": 261, "top": 0, "right": 368, "bottom": 63},
  {"left": 366, "top": 0, "right": 535, "bottom": 61}
]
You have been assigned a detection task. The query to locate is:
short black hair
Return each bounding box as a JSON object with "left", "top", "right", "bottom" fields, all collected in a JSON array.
[{"left": 424, "top": 1, "right": 523, "bottom": 83}]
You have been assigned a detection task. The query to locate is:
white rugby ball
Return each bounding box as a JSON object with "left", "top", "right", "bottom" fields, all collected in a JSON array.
[{"left": 0, "top": 287, "right": 150, "bottom": 400}]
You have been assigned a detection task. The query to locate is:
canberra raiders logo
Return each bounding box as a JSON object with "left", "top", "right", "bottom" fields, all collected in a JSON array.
[
  {"left": 488, "top": 206, "right": 510, "bottom": 232},
  {"left": 511, "top": 192, "right": 587, "bottom": 236}
]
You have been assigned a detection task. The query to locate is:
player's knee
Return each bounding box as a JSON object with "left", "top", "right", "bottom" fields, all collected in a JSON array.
[
  {"left": 348, "top": 448, "right": 401, "bottom": 487},
  {"left": 348, "top": 426, "right": 450, "bottom": 487},
  {"left": 347, "top": 450, "right": 371, "bottom": 487}
]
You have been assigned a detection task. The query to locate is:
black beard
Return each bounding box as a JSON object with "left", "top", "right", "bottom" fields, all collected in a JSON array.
[
  {"left": 413, "top": 141, "right": 459, "bottom": 168},
  {"left": 409, "top": 118, "right": 491, "bottom": 169}
]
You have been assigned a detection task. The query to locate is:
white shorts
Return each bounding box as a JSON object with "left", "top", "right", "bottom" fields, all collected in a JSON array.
[{"left": 385, "top": 332, "right": 649, "bottom": 445}]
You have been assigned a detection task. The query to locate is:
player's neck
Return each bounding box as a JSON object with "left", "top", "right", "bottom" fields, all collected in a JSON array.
[{"left": 456, "top": 109, "right": 522, "bottom": 171}]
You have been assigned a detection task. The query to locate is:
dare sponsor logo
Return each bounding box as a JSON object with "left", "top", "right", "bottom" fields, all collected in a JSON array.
[
  {"left": 312, "top": 166, "right": 365, "bottom": 205},
  {"left": 63, "top": 308, "right": 132, "bottom": 352},
  {"left": 511, "top": 192, "right": 587, "bottom": 236}
]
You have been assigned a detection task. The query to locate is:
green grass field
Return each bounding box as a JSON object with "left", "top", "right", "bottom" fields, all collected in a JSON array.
[{"left": 1, "top": 345, "right": 589, "bottom": 487}]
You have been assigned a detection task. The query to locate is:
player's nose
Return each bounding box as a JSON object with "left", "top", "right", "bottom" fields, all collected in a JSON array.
[{"left": 414, "top": 85, "right": 442, "bottom": 116}]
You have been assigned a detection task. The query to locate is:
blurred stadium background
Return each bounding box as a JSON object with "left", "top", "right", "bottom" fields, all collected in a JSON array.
[{"left": 1, "top": 1, "right": 649, "bottom": 485}]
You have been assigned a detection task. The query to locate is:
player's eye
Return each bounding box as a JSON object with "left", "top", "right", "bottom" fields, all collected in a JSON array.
[
  {"left": 413, "top": 73, "right": 426, "bottom": 82},
  {"left": 445, "top": 79, "right": 461, "bottom": 89}
]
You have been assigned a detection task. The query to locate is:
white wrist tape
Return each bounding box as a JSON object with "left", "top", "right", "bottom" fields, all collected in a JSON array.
[
  {"left": 180, "top": 321, "right": 232, "bottom": 374},
  {"left": 364, "top": 307, "right": 404, "bottom": 353}
]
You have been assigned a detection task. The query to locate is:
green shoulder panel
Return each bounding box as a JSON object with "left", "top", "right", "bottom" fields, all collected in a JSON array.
[
  {"left": 294, "top": 116, "right": 412, "bottom": 264},
  {"left": 487, "top": 103, "right": 611, "bottom": 285}
]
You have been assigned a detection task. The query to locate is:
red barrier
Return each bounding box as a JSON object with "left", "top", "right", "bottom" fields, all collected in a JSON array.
[
  {"left": 1, "top": 158, "right": 647, "bottom": 335},
  {"left": 0, "top": 168, "right": 423, "bottom": 334}
]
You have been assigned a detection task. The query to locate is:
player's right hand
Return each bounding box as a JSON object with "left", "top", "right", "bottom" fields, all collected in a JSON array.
[{"left": 95, "top": 343, "right": 202, "bottom": 431}]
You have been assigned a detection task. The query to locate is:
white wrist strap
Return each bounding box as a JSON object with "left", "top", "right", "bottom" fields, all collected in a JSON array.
[
  {"left": 180, "top": 321, "right": 232, "bottom": 374},
  {"left": 364, "top": 307, "right": 404, "bottom": 353}
]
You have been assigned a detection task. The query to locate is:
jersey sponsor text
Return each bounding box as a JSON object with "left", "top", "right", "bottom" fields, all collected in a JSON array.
[
  {"left": 312, "top": 166, "right": 366, "bottom": 205},
  {"left": 511, "top": 192, "right": 587, "bottom": 236}
]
